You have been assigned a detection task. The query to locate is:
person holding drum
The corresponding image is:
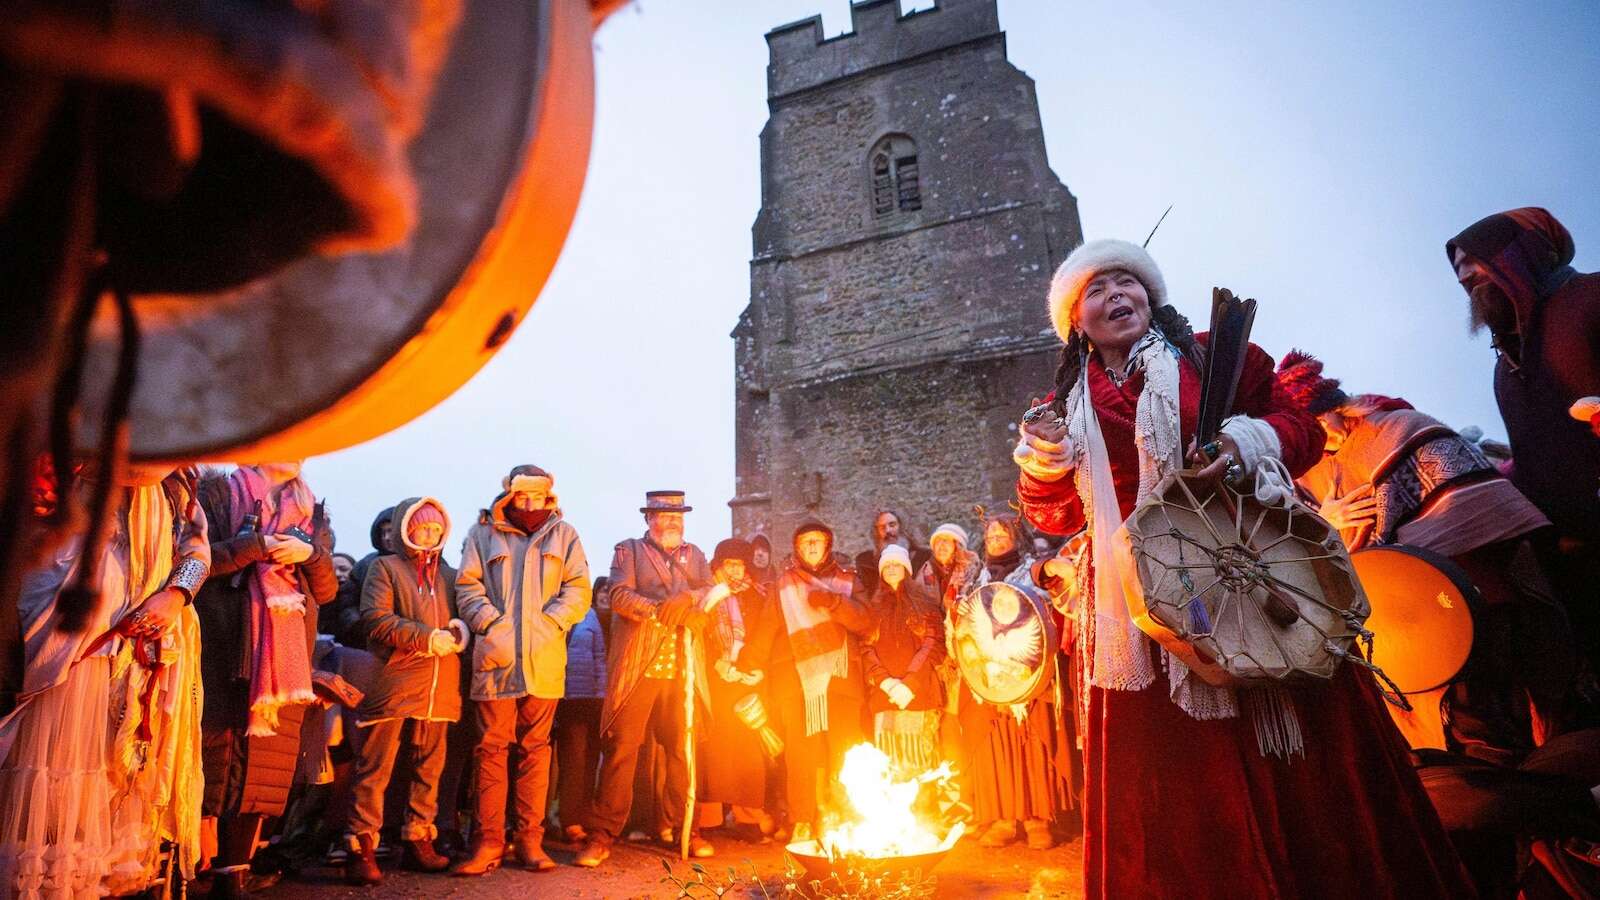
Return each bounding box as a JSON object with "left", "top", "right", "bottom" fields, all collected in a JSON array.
[
  {"left": 1278, "top": 350, "right": 1583, "bottom": 765},
  {"left": 957, "top": 511, "right": 1073, "bottom": 850},
  {"left": 1013, "top": 238, "right": 1472, "bottom": 899}
]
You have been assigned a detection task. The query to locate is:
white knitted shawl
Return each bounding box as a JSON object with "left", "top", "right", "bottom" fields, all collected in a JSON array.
[{"left": 1063, "top": 331, "right": 1239, "bottom": 722}]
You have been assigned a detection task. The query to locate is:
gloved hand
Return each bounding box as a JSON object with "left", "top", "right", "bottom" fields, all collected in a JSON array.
[
  {"left": 880, "top": 677, "right": 914, "bottom": 710},
  {"left": 807, "top": 589, "right": 844, "bottom": 610},
  {"left": 657, "top": 593, "right": 697, "bottom": 629},
  {"left": 447, "top": 618, "right": 471, "bottom": 651},
  {"left": 715, "top": 658, "right": 739, "bottom": 682},
  {"left": 739, "top": 668, "right": 765, "bottom": 686},
  {"left": 428, "top": 628, "right": 459, "bottom": 656}
]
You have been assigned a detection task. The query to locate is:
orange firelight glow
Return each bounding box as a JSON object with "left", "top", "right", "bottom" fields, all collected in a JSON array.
[{"left": 820, "top": 743, "right": 963, "bottom": 860}]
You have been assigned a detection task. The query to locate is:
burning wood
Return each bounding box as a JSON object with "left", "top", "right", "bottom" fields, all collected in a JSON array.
[{"left": 787, "top": 742, "right": 964, "bottom": 883}]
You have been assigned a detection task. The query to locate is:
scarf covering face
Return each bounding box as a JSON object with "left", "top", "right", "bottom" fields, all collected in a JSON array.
[
  {"left": 1062, "top": 327, "right": 1239, "bottom": 722},
  {"left": 227, "top": 467, "right": 317, "bottom": 736},
  {"left": 777, "top": 557, "right": 856, "bottom": 737}
]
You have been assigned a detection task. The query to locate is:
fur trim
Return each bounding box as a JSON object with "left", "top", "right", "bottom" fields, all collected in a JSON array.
[
  {"left": 1047, "top": 238, "right": 1169, "bottom": 343},
  {"left": 397, "top": 496, "right": 450, "bottom": 553}
]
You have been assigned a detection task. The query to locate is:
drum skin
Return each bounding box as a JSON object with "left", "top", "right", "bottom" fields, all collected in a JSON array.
[
  {"left": 1350, "top": 545, "right": 1476, "bottom": 696},
  {"left": 1117, "top": 470, "right": 1369, "bottom": 687},
  {"left": 75, "top": 0, "right": 599, "bottom": 463},
  {"left": 951, "top": 581, "right": 1059, "bottom": 706}
]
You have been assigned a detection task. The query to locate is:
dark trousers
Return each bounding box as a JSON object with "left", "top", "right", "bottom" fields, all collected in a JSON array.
[
  {"left": 348, "top": 718, "right": 449, "bottom": 840},
  {"left": 554, "top": 697, "right": 603, "bottom": 830},
  {"left": 766, "top": 668, "right": 864, "bottom": 826},
  {"left": 1449, "top": 536, "right": 1582, "bottom": 763},
  {"left": 473, "top": 695, "right": 558, "bottom": 844},
  {"left": 591, "top": 678, "right": 689, "bottom": 839}
]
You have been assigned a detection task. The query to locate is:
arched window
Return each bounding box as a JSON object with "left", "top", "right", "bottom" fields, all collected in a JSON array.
[{"left": 868, "top": 135, "right": 921, "bottom": 218}]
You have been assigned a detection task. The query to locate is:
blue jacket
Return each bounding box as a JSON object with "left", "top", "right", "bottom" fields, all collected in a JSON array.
[{"left": 563, "top": 608, "right": 607, "bottom": 699}]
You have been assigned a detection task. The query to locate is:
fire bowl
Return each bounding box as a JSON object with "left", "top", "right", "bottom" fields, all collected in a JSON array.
[{"left": 784, "top": 836, "right": 957, "bottom": 885}]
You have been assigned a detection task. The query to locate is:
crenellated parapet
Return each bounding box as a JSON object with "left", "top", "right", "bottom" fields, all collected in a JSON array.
[{"left": 765, "top": 0, "right": 1000, "bottom": 101}]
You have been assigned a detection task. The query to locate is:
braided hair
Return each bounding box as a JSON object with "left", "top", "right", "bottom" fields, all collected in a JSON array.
[{"left": 1047, "top": 302, "right": 1204, "bottom": 418}]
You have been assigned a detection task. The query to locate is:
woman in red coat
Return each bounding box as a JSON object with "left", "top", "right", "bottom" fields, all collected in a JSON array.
[{"left": 1014, "top": 238, "right": 1473, "bottom": 899}]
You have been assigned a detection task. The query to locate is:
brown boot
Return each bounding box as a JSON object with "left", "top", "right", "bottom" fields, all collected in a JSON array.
[
  {"left": 345, "top": 833, "right": 383, "bottom": 886},
  {"left": 448, "top": 837, "right": 504, "bottom": 877},
  {"left": 403, "top": 837, "right": 450, "bottom": 872},
  {"left": 574, "top": 833, "right": 612, "bottom": 868},
  {"left": 512, "top": 831, "right": 556, "bottom": 871}
]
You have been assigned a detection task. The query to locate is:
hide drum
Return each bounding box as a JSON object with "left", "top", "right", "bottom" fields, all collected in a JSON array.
[
  {"left": 952, "top": 581, "right": 1059, "bottom": 706},
  {"left": 1350, "top": 545, "right": 1476, "bottom": 695},
  {"left": 74, "top": 0, "right": 598, "bottom": 463},
  {"left": 1115, "top": 470, "right": 1370, "bottom": 687}
]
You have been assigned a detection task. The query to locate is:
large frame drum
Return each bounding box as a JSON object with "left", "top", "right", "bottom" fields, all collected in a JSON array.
[
  {"left": 70, "top": 0, "right": 600, "bottom": 463},
  {"left": 1351, "top": 545, "right": 1478, "bottom": 750},
  {"left": 1116, "top": 470, "right": 1370, "bottom": 687},
  {"left": 951, "top": 581, "right": 1059, "bottom": 706}
]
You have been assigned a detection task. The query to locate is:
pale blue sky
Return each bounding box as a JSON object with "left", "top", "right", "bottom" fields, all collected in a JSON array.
[{"left": 306, "top": 0, "right": 1600, "bottom": 564}]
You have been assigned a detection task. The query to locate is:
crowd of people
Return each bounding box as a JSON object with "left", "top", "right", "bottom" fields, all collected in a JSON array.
[{"left": 0, "top": 206, "right": 1595, "bottom": 899}]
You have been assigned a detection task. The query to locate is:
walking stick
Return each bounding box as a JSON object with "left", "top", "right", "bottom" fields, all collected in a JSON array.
[{"left": 681, "top": 588, "right": 728, "bottom": 860}]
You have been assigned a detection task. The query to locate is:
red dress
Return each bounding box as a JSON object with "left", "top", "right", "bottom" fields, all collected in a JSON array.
[{"left": 1018, "top": 340, "right": 1475, "bottom": 899}]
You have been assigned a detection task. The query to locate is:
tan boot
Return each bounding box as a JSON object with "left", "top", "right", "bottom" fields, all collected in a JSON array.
[
  {"left": 403, "top": 837, "right": 450, "bottom": 872},
  {"left": 448, "top": 837, "right": 504, "bottom": 877},
  {"left": 345, "top": 833, "right": 382, "bottom": 886},
  {"left": 1024, "top": 818, "right": 1056, "bottom": 850},
  {"left": 575, "top": 834, "right": 612, "bottom": 868},
  {"left": 513, "top": 831, "right": 556, "bottom": 871},
  {"left": 979, "top": 819, "right": 1018, "bottom": 848}
]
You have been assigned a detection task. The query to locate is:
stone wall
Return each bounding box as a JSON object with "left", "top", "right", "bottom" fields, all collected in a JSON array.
[{"left": 733, "top": 0, "right": 1083, "bottom": 557}]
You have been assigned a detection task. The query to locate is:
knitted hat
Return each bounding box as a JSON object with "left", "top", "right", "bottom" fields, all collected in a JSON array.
[
  {"left": 929, "top": 522, "right": 969, "bottom": 550},
  {"left": 1046, "top": 238, "right": 1169, "bottom": 343},
  {"left": 1275, "top": 350, "right": 1348, "bottom": 415},
  {"left": 712, "top": 538, "right": 753, "bottom": 569},
  {"left": 400, "top": 498, "right": 449, "bottom": 551},
  {"left": 878, "top": 544, "right": 912, "bottom": 575}
]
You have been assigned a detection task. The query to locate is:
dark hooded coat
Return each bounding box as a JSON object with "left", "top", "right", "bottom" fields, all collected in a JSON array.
[
  {"left": 325, "top": 506, "right": 395, "bottom": 647},
  {"left": 1449, "top": 208, "right": 1600, "bottom": 542},
  {"left": 357, "top": 497, "right": 461, "bottom": 723}
]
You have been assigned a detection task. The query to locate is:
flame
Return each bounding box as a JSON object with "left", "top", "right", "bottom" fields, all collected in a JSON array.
[{"left": 820, "top": 743, "right": 962, "bottom": 859}]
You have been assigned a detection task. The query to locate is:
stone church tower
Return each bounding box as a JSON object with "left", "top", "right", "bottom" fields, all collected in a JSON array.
[{"left": 730, "top": 0, "right": 1083, "bottom": 556}]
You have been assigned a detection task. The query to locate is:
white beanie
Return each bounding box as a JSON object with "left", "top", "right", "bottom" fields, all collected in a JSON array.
[
  {"left": 878, "top": 544, "right": 912, "bottom": 576},
  {"left": 1046, "top": 238, "right": 1169, "bottom": 343},
  {"left": 929, "top": 523, "right": 969, "bottom": 550}
]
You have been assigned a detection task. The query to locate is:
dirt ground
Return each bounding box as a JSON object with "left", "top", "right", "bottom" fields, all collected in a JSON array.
[{"left": 265, "top": 830, "right": 1083, "bottom": 899}]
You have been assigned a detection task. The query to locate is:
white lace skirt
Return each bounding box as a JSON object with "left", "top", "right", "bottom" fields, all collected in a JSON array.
[{"left": 0, "top": 657, "right": 115, "bottom": 899}]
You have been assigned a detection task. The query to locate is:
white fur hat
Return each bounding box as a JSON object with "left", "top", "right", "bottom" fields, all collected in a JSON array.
[
  {"left": 1046, "top": 238, "right": 1169, "bottom": 343},
  {"left": 878, "top": 544, "right": 912, "bottom": 575},
  {"left": 929, "top": 523, "right": 969, "bottom": 550}
]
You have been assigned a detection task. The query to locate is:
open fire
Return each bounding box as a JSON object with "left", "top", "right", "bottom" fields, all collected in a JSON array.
[{"left": 794, "top": 742, "right": 965, "bottom": 868}]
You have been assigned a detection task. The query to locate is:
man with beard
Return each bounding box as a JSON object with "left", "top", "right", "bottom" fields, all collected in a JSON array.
[
  {"left": 745, "top": 521, "right": 873, "bottom": 841},
  {"left": 1448, "top": 208, "right": 1600, "bottom": 664},
  {"left": 578, "top": 492, "right": 723, "bottom": 868},
  {"left": 853, "top": 509, "right": 930, "bottom": 596}
]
